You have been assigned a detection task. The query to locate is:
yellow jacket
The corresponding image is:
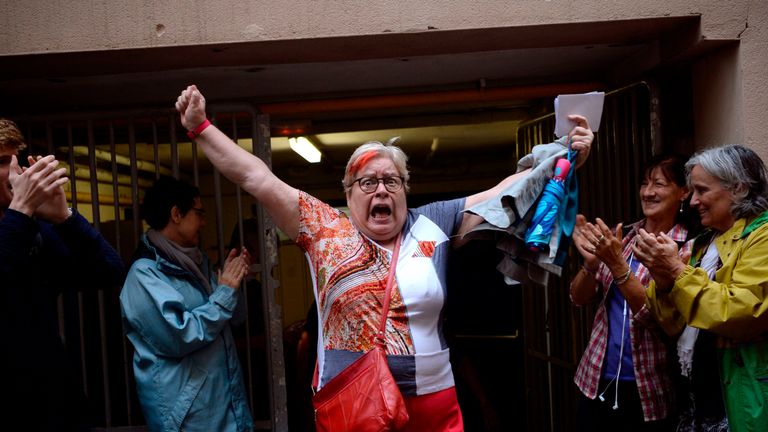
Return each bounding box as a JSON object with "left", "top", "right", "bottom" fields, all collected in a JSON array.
[
  {"left": 646, "top": 214, "right": 768, "bottom": 340},
  {"left": 646, "top": 213, "right": 768, "bottom": 431}
]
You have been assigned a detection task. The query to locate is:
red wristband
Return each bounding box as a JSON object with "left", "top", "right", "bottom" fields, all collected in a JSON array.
[{"left": 187, "top": 119, "right": 211, "bottom": 140}]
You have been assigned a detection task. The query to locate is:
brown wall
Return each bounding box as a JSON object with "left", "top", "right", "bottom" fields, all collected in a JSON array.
[{"left": 3, "top": 1, "right": 767, "bottom": 157}]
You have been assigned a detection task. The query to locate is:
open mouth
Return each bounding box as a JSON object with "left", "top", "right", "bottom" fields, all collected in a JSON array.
[{"left": 371, "top": 204, "right": 392, "bottom": 220}]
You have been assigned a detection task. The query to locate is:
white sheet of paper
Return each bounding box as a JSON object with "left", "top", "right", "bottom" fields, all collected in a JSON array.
[{"left": 554, "top": 91, "right": 605, "bottom": 138}]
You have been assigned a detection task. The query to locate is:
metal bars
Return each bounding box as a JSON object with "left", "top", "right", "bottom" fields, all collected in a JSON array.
[
  {"left": 516, "top": 83, "right": 655, "bottom": 432},
  {"left": 14, "top": 108, "right": 287, "bottom": 431}
]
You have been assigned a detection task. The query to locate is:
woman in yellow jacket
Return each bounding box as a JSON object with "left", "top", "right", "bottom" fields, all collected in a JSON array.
[{"left": 633, "top": 144, "right": 768, "bottom": 432}]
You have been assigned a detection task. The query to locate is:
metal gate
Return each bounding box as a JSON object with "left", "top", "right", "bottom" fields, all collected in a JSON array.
[
  {"left": 516, "top": 82, "right": 656, "bottom": 431},
  {"left": 16, "top": 106, "right": 288, "bottom": 431}
]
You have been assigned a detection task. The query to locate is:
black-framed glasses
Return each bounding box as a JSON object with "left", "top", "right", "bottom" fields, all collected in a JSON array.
[
  {"left": 352, "top": 176, "right": 404, "bottom": 193},
  {"left": 190, "top": 207, "right": 206, "bottom": 217}
]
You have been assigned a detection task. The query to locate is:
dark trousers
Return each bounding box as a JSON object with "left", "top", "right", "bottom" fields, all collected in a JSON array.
[{"left": 576, "top": 380, "right": 677, "bottom": 432}]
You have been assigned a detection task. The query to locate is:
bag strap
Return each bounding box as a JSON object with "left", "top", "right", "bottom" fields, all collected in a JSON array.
[
  {"left": 311, "top": 233, "right": 402, "bottom": 390},
  {"left": 375, "top": 233, "right": 402, "bottom": 346}
]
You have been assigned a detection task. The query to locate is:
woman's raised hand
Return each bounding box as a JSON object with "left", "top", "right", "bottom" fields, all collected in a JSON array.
[
  {"left": 175, "top": 85, "right": 208, "bottom": 132},
  {"left": 567, "top": 114, "right": 594, "bottom": 168}
]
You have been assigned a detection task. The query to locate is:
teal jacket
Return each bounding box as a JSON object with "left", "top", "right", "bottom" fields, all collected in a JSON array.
[
  {"left": 647, "top": 212, "right": 768, "bottom": 431},
  {"left": 120, "top": 235, "right": 253, "bottom": 432}
]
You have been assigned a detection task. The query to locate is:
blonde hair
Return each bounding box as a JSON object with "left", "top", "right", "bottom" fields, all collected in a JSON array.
[
  {"left": 342, "top": 138, "right": 410, "bottom": 193},
  {"left": 0, "top": 119, "right": 27, "bottom": 151}
]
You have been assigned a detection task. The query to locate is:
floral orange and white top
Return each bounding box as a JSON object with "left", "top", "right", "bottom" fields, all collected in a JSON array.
[{"left": 296, "top": 191, "right": 465, "bottom": 397}]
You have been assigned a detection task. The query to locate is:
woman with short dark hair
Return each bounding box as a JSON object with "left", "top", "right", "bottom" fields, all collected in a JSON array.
[
  {"left": 570, "top": 154, "right": 696, "bottom": 431},
  {"left": 120, "top": 177, "right": 254, "bottom": 432}
]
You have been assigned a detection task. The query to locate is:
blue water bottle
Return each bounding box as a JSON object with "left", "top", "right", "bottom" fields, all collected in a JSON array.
[{"left": 525, "top": 158, "right": 572, "bottom": 251}]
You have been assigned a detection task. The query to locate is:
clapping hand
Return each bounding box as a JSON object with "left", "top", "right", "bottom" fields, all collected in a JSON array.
[
  {"left": 588, "top": 218, "right": 625, "bottom": 272},
  {"left": 574, "top": 215, "right": 625, "bottom": 272},
  {"left": 8, "top": 155, "right": 69, "bottom": 218},
  {"left": 632, "top": 229, "right": 689, "bottom": 291},
  {"left": 218, "top": 247, "right": 252, "bottom": 290},
  {"left": 25, "top": 155, "right": 71, "bottom": 224},
  {"left": 573, "top": 214, "right": 601, "bottom": 268}
]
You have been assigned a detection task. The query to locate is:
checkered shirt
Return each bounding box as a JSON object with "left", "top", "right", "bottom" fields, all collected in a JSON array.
[{"left": 572, "top": 220, "right": 689, "bottom": 421}]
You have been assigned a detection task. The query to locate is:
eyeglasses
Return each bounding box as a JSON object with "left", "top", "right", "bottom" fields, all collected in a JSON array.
[
  {"left": 190, "top": 207, "right": 206, "bottom": 217},
  {"left": 352, "top": 176, "right": 404, "bottom": 194}
]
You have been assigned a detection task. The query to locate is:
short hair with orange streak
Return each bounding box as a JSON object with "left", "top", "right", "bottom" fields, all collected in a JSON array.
[
  {"left": 342, "top": 139, "right": 410, "bottom": 193},
  {"left": 0, "top": 118, "right": 27, "bottom": 152}
]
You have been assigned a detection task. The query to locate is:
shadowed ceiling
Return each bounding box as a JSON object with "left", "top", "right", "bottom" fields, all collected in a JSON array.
[{"left": 0, "top": 16, "right": 711, "bottom": 203}]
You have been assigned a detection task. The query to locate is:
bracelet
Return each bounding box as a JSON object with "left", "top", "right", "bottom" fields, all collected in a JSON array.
[
  {"left": 613, "top": 269, "right": 632, "bottom": 285},
  {"left": 582, "top": 264, "right": 599, "bottom": 275},
  {"left": 187, "top": 119, "right": 211, "bottom": 140}
]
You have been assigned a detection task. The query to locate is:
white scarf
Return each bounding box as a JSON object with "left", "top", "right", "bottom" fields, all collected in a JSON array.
[{"left": 677, "top": 236, "right": 720, "bottom": 377}]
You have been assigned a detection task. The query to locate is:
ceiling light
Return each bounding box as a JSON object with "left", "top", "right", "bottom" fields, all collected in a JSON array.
[{"left": 289, "top": 136, "right": 322, "bottom": 163}]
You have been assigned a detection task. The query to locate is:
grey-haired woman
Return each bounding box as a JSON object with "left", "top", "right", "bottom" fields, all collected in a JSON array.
[{"left": 635, "top": 144, "right": 768, "bottom": 432}]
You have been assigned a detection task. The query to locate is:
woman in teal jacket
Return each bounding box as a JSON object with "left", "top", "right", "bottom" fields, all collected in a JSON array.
[
  {"left": 120, "top": 177, "right": 253, "bottom": 432},
  {"left": 634, "top": 145, "right": 768, "bottom": 432}
]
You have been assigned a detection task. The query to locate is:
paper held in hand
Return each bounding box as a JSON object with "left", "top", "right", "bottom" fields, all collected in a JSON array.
[{"left": 554, "top": 91, "right": 605, "bottom": 138}]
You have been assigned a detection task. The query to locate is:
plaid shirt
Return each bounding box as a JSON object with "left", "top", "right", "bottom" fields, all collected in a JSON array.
[{"left": 572, "top": 220, "right": 689, "bottom": 421}]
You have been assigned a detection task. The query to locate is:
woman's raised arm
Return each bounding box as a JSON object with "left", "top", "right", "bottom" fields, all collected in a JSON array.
[{"left": 175, "top": 85, "right": 300, "bottom": 240}]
